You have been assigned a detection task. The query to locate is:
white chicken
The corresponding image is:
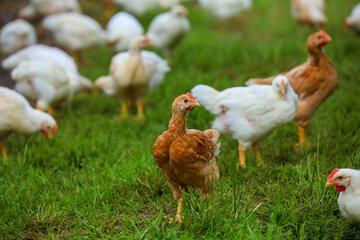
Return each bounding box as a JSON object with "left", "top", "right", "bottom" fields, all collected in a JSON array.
[
  {"left": 41, "top": 12, "right": 106, "bottom": 64},
  {"left": 191, "top": 75, "right": 298, "bottom": 168},
  {"left": 147, "top": 5, "right": 190, "bottom": 62},
  {"left": 10, "top": 60, "right": 76, "bottom": 114},
  {"left": 291, "top": 0, "right": 327, "bottom": 26},
  {"left": 18, "top": 0, "right": 81, "bottom": 19},
  {"left": 0, "top": 87, "right": 57, "bottom": 160},
  {"left": 2, "top": 44, "right": 93, "bottom": 105},
  {"left": 325, "top": 168, "right": 360, "bottom": 223},
  {"left": 106, "top": 12, "right": 144, "bottom": 52},
  {"left": 95, "top": 75, "right": 116, "bottom": 96},
  {"left": 198, "top": 0, "right": 252, "bottom": 20},
  {"left": 0, "top": 19, "right": 37, "bottom": 55},
  {"left": 100, "top": 36, "right": 170, "bottom": 120},
  {"left": 158, "top": 0, "right": 180, "bottom": 8},
  {"left": 115, "top": 0, "right": 159, "bottom": 16},
  {"left": 345, "top": 4, "right": 360, "bottom": 34}
]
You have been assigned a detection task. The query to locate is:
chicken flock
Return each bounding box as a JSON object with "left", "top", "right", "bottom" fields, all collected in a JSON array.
[{"left": 0, "top": 0, "right": 359, "bottom": 225}]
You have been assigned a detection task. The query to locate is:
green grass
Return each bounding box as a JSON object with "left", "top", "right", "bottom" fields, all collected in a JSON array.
[{"left": 1, "top": 0, "right": 360, "bottom": 239}]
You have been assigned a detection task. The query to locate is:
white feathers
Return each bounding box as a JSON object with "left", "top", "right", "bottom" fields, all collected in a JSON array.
[
  {"left": 2, "top": 44, "right": 92, "bottom": 109},
  {"left": 291, "top": 0, "right": 327, "bottom": 25},
  {"left": 199, "top": 0, "right": 252, "bottom": 20},
  {"left": 192, "top": 75, "right": 298, "bottom": 148},
  {"left": 42, "top": 12, "right": 105, "bottom": 51},
  {"left": 346, "top": 4, "right": 360, "bottom": 32},
  {"left": 0, "top": 87, "right": 56, "bottom": 135},
  {"left": 0, "top": 19, "right": 37, "bottom": 55},
  {"left": 18, "top": 0, "right": 81, "bottom": 19},
  {"left": 109, "top": 50, "right": 170, "bottom": 92},
  {"left": 147, "top": 5, "right": 190, "bottom": 57},
  {"left": 106, "top": 12, "right": 144, "bottom": 52}
]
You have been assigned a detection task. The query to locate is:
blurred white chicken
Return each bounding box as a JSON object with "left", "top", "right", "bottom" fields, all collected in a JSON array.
[
  {"left": 325, "top": 168, "right": 360, "bottom": 223},
  {"left": 158, "top": 0, "right": 180, "bottom": 8},
  {"left": 0, "top": 19, "right": 37, "bottom": 55},
  {"left": 198, "top": 0, "right": 252, "bottom": 20},
  {"left": 115, "top": 0, "right": 159, "bottom": 16},
  {"left": 147, "top": 5, "right": 190, "bottom": 62},
  {"left": 18, "top": 0, "right": 81, "bottom": 19},
  {"left": 0, "top": 87, "right": 57, "bottom": 160},
  {"left": 2, "top": 44, "right": 93, "bottom": 106},
  {"left": 345, "top": 4, "right": 360, "bottom": 34},
  {"left": 106, "top": 12, "right": 144, "bottom": 52},
  {"left": 41, "top": 12, "right": 106, "bottom": 64},
  {"left": 97, "top": 36, "right": 170, "bottom": 120},
  {"left": 191, "top": 75, "right": 298, "bottom": 168},
  {"left": 291, "top": 0, "right": 327, "bottom": 26},
  {"left": 10, "top": 60, "right": 77, "bottom": 114}
]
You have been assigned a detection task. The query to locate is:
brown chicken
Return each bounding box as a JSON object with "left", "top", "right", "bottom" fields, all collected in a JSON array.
[
  {"left": 246, "top": 30, "right": 337, "bottom": 147},
  {"left": 153, "top": 93, "right": 220, "bottom": 223}
]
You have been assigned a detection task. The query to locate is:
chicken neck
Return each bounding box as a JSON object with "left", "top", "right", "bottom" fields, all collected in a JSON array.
[
  {"left": 307, "top": 45, "right": 328, "bottom": 66},
  {"left": 168, "top": 110, "right": 187, "bottom": 136}
]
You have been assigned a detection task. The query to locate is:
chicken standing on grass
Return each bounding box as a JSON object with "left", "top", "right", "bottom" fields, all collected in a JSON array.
[
  {"left": 153, "top": 93, "right": 220, "bottom": 223},
  {"left": 345, "top": 4, "right": 360, "bottom": 35},
  {"left": 0, "top": 87, "right": 57, "bottom": 160},
  {"left": 147, "top": 5, "right": 190, "bottom": 63},
  {"left": 291, "top": 0, "right": 327, "bottom": 27},
  {"left": 106, "top": 12, "right": 144, "bottom": 52},
  {"left": 41, "top": 12, "right": 106, "bottom": 65},
  {"left": 198, "top": 0, "right": 252, "bottom": 20},
  {"left": 97, "top": 36, "right": 170, "bottom": 120},
  {"left": 325, "top": 168, "right": 360, "bottom": 224},
  {"left": 246, "top": 31, "right": 337, "bottom": 147},
  {"left": 0, "top": 19, "right": 37, "bottom": 55},
  {"left": 192, "top": 75, "right": 298, "bottom": 168}
]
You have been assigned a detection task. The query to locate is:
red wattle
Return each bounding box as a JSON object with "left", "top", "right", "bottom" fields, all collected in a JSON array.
[{"left": 334, "top": 184, "right": 346, "bottom": 192}]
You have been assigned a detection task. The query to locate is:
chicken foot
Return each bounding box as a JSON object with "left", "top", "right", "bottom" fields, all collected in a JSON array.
[{"left": 0, "top": 141, "right": 8, "bottom": 160}]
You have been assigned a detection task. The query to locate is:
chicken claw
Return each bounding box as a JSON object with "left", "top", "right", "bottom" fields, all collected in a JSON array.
[
  {"left": 238, "top": 145, "right": 246, "bottom": 168},
  {"left": 117, "top": 100, "right": 130, "bottom": 120},
  {"left": 0, "top": 141, "right": 8, "bottom": 160},
  {"left": 295, "top": 126, "right": 311, "bottom": 148}
]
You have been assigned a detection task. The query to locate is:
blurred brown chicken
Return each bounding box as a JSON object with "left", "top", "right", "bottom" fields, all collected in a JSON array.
[
  {"left": 153, "top": 93, "right": 220, "bottom": 223},
  {"left": 246, "top": 30, "right": 337, "bottom": 147}
]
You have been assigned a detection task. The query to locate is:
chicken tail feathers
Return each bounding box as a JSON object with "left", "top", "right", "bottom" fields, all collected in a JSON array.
[{"left": 191, "top": 84, "right": 220, "bottom": 115}]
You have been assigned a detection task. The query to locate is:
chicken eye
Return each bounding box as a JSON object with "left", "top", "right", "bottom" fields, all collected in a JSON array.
[
  {"left": 184, "top": 99, "right": 189, "bottom": 103},
  {"left": 338, "top": 176, "right": 343, "bottom": 180}
]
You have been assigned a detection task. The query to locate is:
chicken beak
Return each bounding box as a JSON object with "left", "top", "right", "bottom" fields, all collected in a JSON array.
[
  {"left": 279, "top": 81, "right": 286, "bottom": 95},
  {"left": 193, "top": 100, "right": 200, "bottom": 107},
  {"left": 325, "top": 180, "right": 333, "bottom": 188}
]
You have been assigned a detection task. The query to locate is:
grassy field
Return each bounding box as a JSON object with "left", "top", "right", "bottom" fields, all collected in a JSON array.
[{"left": 1, "top": 0, "right": 360, "bottom": 239}]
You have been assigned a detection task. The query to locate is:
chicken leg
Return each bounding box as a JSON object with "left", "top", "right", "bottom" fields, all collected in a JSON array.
[
  {"left": 296, "top": 125, "right": 309, "bottom": 147},
  {"left": 176, "top": 197, "right": 184, "bottom": 223},
  {"left": 238, "top": 144, "right": 246, "bottom": 168},
  {"left": 104, "top": 0, "right": 116, "bottom": 22},
  {"left": 252, "top": 143, "right": 263, "bottom": 165},
  {"left": 135, "top": 98, "right": 145, "bottom": 121},
  {"left": 47, "top": 107, "right": 56, "bottom": 116},
  {"left": 118, "top": 99, "right": 130, "bottom": 120},
  {"left": 0, "top": 141, "right": 8, "bottom": 160}
]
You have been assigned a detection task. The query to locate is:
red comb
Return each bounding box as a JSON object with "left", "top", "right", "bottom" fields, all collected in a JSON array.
[
  {"left": 186, "top": 92, "right": 196, "bottom": 101},
  {"left": 327, "top": 168, "right": 339, "bottom": 180}
]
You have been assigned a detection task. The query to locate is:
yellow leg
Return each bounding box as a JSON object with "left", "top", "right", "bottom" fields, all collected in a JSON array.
[
  {"left": 297, "top": 126, "right": 308, "bottom": 147},
  {"left": 47, "top": 106, "right": 55, "bottom": 116},
  {"left": 0, "top": 141, "right": 8, "bottom": 160},
  {"left": 252, "top": 143, "right": 263, "bottom": 165},
  {"left": 175, "top": 197, "right": 183, "bottom": 223},
  {"left": 104, "top": 0, "right": 116, "bottom": 21},
  {"left": 135, "top": 99, "right": 145, "bottom": 121},
  {"left": 118, "top": 100, "right": 130, "bottom": 120},
  {"left": 238, "top": 144, "right": 246, "bottom": 168}
]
